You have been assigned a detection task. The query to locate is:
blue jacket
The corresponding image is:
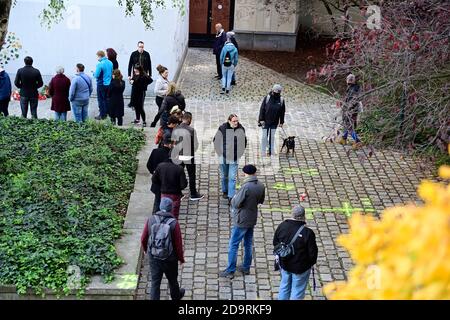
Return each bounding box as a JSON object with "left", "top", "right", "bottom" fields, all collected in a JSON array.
[
  {"left": 0, "top": 70, "right": 12, "bottom": 100},
  {"left": 93, "top": 57, "right": 113, "bottom": 85},
  {"left": 69, "top": 72, "right": 93, "bottom": 102},
  {"left": 220, "top": 42, "right": 238, "bottom": 66}
]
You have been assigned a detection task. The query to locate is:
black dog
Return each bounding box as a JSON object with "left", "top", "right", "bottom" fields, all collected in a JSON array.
[{"left": 280, "top": 136, "right": 296, "bottom": 154}]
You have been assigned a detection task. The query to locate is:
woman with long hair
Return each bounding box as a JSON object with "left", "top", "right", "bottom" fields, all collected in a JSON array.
[
  {"left": 106, "top": 48, "right": 119, "bottom": 70},
  {"left": 151, "top": 64, "right": 169, "bottom": 127},
  {"left": 108, "top": 69, "right": 125, "bottom": 126},
  {"left": 130, "top": 65, "right": 151, "bottom": 127}
]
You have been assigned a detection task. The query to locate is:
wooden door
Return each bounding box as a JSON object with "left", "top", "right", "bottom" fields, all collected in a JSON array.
[
  {"left": 190, "top": 0, "right": 209, "bottom": 34},
  {"left": 210, "top": 0, "right": 231, "bottom": 34}
]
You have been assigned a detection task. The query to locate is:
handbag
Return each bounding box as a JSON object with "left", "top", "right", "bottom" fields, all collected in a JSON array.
[{"left": 273, "top": 224, "right": 305, "bottom": 258}]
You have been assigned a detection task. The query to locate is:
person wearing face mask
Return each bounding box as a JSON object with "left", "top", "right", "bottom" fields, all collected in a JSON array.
[{"left": 258, "top": 84, "right": 286, "bottom": 156}]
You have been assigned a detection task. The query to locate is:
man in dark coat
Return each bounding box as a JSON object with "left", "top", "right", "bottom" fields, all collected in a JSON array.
[
  {"left": 128, "top": 41, "right": 152, "bottom": 79},
  {"left": 14, "top": 56, "right": 43, "bottom": 119},
  {"left": 141, "top": 197, "right": 185, "bottom": 300},
  {"left": 151, "top": 151, "right": 188, "bottom": 219},
  {"left": 147, "top": 133, "right": 173, "bottom": 213},
  {"left": 213, "top": 23, "right": 227, "bottom": 80},
  {"left": 219, "top": 165, "right": 265, "bottom": 279},
  {"left": 273, "top": 206, "right": 318, "bottom": 300}
]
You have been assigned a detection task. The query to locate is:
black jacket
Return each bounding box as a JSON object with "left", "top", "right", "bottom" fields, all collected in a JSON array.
[
  {"left": 128, "top": 50, "right": 152, "bottom": 77},
  {"left": 213, "top": 30, "right": 227, "bottom": 55},
  {"left": 258, "top": 94, "right": 286, "bottom": 126},
  {"left": 213, "top": 122, "right": 247, "bottom": 162},
  {"left": 151, "top": 160, "right": 187, "bottom": 195},
  {"left": 130, "top": 75, "right": 151, "bottom": 108},
  {"left": 108, "top": 79, "right": 125, "bottom": 118},
  {"left": 159, "top": 92, "right": 186, "bottom": 127},
  {"left": 273, "top": 220, "right": 318, "bottom": 274},
  {"left": 14, "top": 66, "right": 44, "bottom": 98},
  {"left": 147, "top": 146, "right": 171, "bottom": 193}
]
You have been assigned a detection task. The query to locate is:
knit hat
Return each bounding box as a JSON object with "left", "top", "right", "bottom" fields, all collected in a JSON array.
[
  {"left": 159, "top": 197, "right": 173, "bottom": 212},
  {"left": 272, "top": 84, "right": 283, "bottom": 93},
  {"left": 292, "top": 205, "right": 306, "bottom": 221},
  {"left": 242, "top": 164, "right": 257, "bottom": 175}
]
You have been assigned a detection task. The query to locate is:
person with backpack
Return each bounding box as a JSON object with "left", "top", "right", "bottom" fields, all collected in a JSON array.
[
  {"left": 258, "top": 84, "right": 286, "bottom": 156},
  {"left": 273, "top": 205, "right": 318, "bottom": 300},
  {"left": 147, "top": 132, "right": 173, "bottom": 213},
  {"left": 219, "top": 165, "right": 265, "bottom": 279},
  {"left": 141, "top": 197, "right": 186, "bottom": 300},
  {"left": 219, "top": 34, "right": 238, "bottom": 95},
  {"left": 226, "top": 31, "right": 239, "bottom": 86},
  {"left": 69, "top": 63, "right": 93, "bottom": 123},
  {"left": 151, "top": 152, "right": 188, "bottom": 219}
]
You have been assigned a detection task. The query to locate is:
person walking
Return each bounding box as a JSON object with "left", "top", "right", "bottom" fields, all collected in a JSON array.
[
  {"left": 69, "top": 63, "right": 93, "bottom": 123},
  {"left": 141, "top": 197, "right": 186, "bottom": 300},
  {"left": 14, "top": 56, "right": 44, "bottom": 119},
  {"left": 213, "top": 23, "right": 227, "bottom": 80},
  {"left": 226, "top": 31, "right": 239, "bottom": 86},
  {"left": 108, "top": 69, "right": 125, "bottom": 126},
  {"left": 273, "top": 205, "right": 318, "bottom": 300},
  {"left": 0, "top": 66, "right": 12, "bottom": 117},
  {"left": 130, "top": 65, "right": 151, "bottom": 127},
  {"left": 128, "top": 41, "right": 152, "bottom": 79},
  {"left": 258, "top": 84, "right": 286, "bottom": 156},
  {"left": 147, "top": 132, "right": 173, "bottom": 213},
  {"left": 106, "top": 48, "right": 119, "bottom": 70},
  {"left": 213, "top": 114, "right": 247, "bottom": 204},
  {"left": 151, "top": 153, "right": 188, "bottom": 220},
  {"left": 172, "top": 112, "right": 204, "bottom": 201},
  {"left": 219, "top": 165, "right": 265, "bottom": 279},
  {"left": 159, "top": 82, "right": 185, "bottom": 129},
  {"left": 48, "top": 66, "right": 71, "bottom": 121},
  {"left": 339, "top": 73, "right": 362, "bottom": 148},
  {"left": 219, "top": 34, "right": 238, "bottom": 95},
  {"left": 151, "top": 64, "right": 169, "bottom": 127},
  {"left": 93, "top": 50, "right": 113, "bottom": 120}
]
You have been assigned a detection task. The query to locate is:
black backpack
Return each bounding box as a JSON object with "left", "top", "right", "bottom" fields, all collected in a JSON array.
[{"left": 223, "top": 51, "right": 232, "bottom": 67}]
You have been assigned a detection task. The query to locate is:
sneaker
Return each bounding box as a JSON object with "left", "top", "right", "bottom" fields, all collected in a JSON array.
[
  {"left": 150, "top": 121, "right": 156, "bottom": 128},
  {"left": 237, "top": 266, "right": 250, "bottom": 275},
  {"left": 222, "top": 192, "right": 228, "bottom": 199},
  {"left": 132, "top": 119, "right": 140, "bottom": 124},
  {"left": 190, "top": 193, "right": 204, "bottom": 201},
  {"left": 219, "top": 270, "right": 234, "bottom": 279},
  {"left": 179, "top": 288, "right": 185, "bottom": 299},
  {"left": 226, "top": 90, "right": 229, "bottom": 94},
  {"left": 220, "top": 88, "right": 225, "bottom": 95},
  {"left": 142, "top": 122, "right": 147, "bottom": 127},
  {"left": 231, "top": 81, "right": 236, "bottom": 86}
]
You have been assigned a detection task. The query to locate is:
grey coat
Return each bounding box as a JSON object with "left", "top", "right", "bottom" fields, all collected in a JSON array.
[{"left": 231, "top": 176, "right": 265, "bottom": 228}]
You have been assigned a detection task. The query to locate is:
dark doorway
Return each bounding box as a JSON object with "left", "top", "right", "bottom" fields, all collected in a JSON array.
[{"left": 189, "top": 0, "right": 235, "bottom": 47}]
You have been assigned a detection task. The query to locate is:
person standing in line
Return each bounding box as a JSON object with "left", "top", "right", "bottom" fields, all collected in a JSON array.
[
  {"left": 213, "top": 114, "right": 247, "bottom": 205},
  {"left": 172, "top": 112, "right": 204, "bottom": 201},
  {"left": 130, "top": 65, "right": 151, "bottom": 127},
  {"left": 93, "top": 50, "right": 113, "bottom": 120},
  {"left": 14, "top": 56, "right": 43, "bottom": 119},
  {"left": 151, "top": 64, "right": 169, "bottom": 127},
  {"left": 106, "top": 48, "right": 119, "bottom": 70},
  {"left": 258, "top": 84, "right": 286, "bottom": 156},
  {"left": 128, "top": 41, "right": 152, "bottom": 79},
  {"left": 141, "top": 197, "right": 186, "bottom": 300},
  {"left": 219, "top": 165, "right": 265, "bottom": 279},
  {"left": 219, "top": 34, "right": 238, "bottom": 95},
  {"left": 339, "top": 73, "right": 363, "bottom": 149},
  {"left": 213, "top": 23, "right": 227, "bottom": 80},
  {"left": 0, "top": 65, "right": 12, "bottom": 117},
  {"left": 159, "top": 82, "right": 185, "bottom": 129},
  {"left": 147, "top": 132, "right": 173, "bottom": 213},
  {"left": 151, "top": 152, "right": 187, "bottom": 220},
  {"left": 48, "top": 66, "right": 71, "bottom": 121},
  {"left": 227, "top": 31, "right": 239, "bottom": 86},
  {"left": 273, "top": 206, "right": 318, "bottom": 300},
  {"left": 108, "top": 69, "right": 125, "bottom": 126},
  {"left": 69, "top": 63, "right": 93, "bottom": 123}
]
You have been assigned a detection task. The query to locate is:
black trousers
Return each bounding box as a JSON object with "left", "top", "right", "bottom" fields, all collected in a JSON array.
[
  {"left": 152, "top": 189, "right": 161, "bottom": 213},
  {"left": 215, "top": 54, "right": 222, "bottom": 78},
  {"left": 134, "top": 92, "right": 146, "bottom": 122},
  {"left": 20, "top": 96, "right": 38, "bottom": 118},
  {"left": 110, "top": 117, "right": 123, "bottom": 126},
  {"left": 152, "top": 96, "right": 164, "bottom": 125},
  {"left": 182, "top": 163, "right": 197, "bottom": 194},
  {"left": 0, "top": 99, "right": 9, "bottom": 116},
  {"left": 149, "top": 257, "right": 182, "bottom": 300}
]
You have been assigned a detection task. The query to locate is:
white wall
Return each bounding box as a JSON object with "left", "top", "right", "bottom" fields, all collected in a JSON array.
[{"left": 4, "top": 0, "right": 189, "bottom": 95}]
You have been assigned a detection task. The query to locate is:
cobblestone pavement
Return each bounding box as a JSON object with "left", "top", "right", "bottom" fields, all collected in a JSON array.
[{"left": 135, "top": 48, "right": 434, "bottom": 300}]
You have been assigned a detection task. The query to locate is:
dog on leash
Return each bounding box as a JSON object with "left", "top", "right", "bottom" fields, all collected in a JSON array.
[{"left": 280, "top": 136, "right": 296, "bottom": 155}]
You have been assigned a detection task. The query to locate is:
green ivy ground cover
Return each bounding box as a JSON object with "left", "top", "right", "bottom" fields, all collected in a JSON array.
[{"left": 0, "top": 117, "right": 145, "bottom": 296}]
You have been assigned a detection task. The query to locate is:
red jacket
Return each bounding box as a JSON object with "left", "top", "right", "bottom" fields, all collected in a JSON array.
[
  {"left": 49, "top": 74, "right": 71, "bottom": 112},
  {"left": 141, "top": 214, "right": 185, "bottom": 263}
]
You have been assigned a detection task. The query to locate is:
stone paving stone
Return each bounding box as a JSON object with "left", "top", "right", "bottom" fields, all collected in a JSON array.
[{"left": 135, "top": 48, "right": 434, "bottom": 300}]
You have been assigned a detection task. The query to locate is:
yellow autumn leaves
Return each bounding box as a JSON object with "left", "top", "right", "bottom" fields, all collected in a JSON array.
[{"left": 324, "top": 147, "right": 450, "bottom": 300}]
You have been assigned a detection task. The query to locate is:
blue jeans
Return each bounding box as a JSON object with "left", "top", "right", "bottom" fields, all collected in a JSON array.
[
  {"left": 225, "top": 226, "right": 254, "bottom": 273},
  {"left": 220, "top": 160, "right": 238, "bottom": 199},
  {"left": 54, "top": 112, "right": 67, "bottom": 121},
  {"left": 261, "top": 125, "right": 277, "bottom": 155},
  {"left": 221, "top": 65, "right": 235, "bottom": 90},
  {"left": 72, "top": 100, "right": 89, "bottom": 123},
  {"left": 342, "top": 130, "right": 360, "bottom": 143},
  {"left": 278, "top": 268, "right": 311, "bottom": 300},
  {"left": 97, "top": 84, "right": 109, "bottom": 118}
]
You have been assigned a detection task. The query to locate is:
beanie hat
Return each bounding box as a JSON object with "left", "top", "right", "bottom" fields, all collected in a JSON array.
[
  {"left": 292, "top": 205, "right": 306, "bottom": 221},
  {"left": 159, "top": 197, "right": 173, "bottom": 212},
  {"left": 243, "top": 164, "right": 257, "bottom": 175}
]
